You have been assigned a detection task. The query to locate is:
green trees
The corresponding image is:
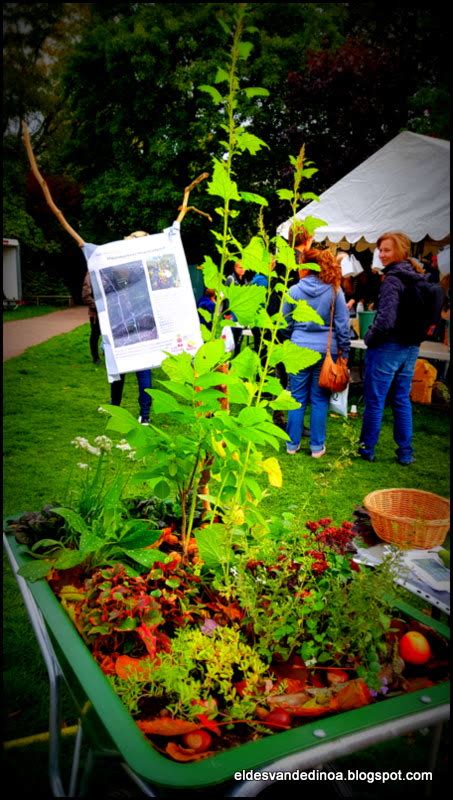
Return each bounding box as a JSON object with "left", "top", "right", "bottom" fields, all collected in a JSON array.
[{"left": 3, "top": 4, "right": 449, "bottom": 293}]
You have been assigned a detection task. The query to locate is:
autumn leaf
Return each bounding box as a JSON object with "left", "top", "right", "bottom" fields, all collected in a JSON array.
[
  {"left": 115, "top": 655, "right": 154, "bottom": 681},
  {"left": 137, "top": 718, "right": 200, "bottom": 736},
  {"left": 261, "top": 457, "right": 282, "bottom": 487},
  {"left": 165, "top": 742, "right": 216, "bottom": 762}
]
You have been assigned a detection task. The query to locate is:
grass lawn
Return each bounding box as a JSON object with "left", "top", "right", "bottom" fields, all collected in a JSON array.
[
  {"left": 3, "top": 325, "right": 450, "bottom": 796},
  {"left": 3, "top": 304, "right": 64, "bottom": 322}
]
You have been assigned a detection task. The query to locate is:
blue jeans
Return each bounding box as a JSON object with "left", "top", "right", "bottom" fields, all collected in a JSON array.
[
  {"left": 359, "top": 343, "right": 419, "bottom": 462},
  {"left": 111, "top": 370, "right": 152, "bottom": 419},
  {"left": 286, "top": 357, "right": 330, "bottom": 453}
]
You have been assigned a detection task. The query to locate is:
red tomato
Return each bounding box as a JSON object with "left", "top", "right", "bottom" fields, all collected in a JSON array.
[
  {"left": 263, "top": 709, "right": 292, "bottom": 729},
  {"left": 398, "top": 631, "right": 432, "bottom": 665},
  {"left": 182, "top": 730, "right": 213, "bottom": 753}
]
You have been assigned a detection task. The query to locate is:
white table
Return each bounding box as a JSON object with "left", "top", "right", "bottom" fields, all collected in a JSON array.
[{"left": 350, "top": 339, "right": 450, "bottom": 363}]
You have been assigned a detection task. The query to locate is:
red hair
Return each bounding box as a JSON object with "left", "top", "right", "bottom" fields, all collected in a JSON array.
[{"left": 302, "top": 248, "right": 342, "bottom": 289}]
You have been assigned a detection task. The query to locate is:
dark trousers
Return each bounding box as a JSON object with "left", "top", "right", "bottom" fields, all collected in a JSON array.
[
  {"left": 89, "top": 317, "right": 101, "bottom": 362},
  {"left": 110, "top": 370, "right": 152, "bottom": 419}
]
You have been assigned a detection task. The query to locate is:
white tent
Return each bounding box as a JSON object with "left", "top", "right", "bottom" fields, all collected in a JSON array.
[{"left": 277, "top": 131, "right": 450, "bottom": 246}]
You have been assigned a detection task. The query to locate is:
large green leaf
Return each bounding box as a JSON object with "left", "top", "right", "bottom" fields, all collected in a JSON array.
[
  {"left": 269, "top": 390, "right": 302, "bottom": 411},
  {"left": 54, "top": 549, "right": 87, "bottom": 570},
  {"left": 276, "top": 188, "right": 294, "bottom": 201},
  {"left": 241, "top": 236, "right": 270, "bottom": 275},
  {"left": 160, "top": 353, "right": 194, "bottom": 385},
  {"left": 147, "top": 389, "right": 187, "bottom": 415},
  {"left": 262, "top": 376, "right": 284, "bottom": 396},
  {"left": 269, "top": 341, "right": 321, "bottom": 374},
  {"left": 104, "top": 405, "right": 138, "bottom": 433},
  {"left": 238, "top": 406, "right": 268, "bottom": 427},
  {"left": 121, "top": 548, "right": 164, "bottom": 568},
  {"left": 291, "top": 299, "right": 324, "bottom": 325},
  {"left": 195, "top": 371, "right": 240, "bottom": 389},
  {"left": 226, "top": 380, "right": 251, "bottom": 405},
  {"left": 52, "top": 507, "right": 90, "bottom": 538},
  {"left": 198, "top": 84, "right": 223, "bottom": 104},
  {"left": 243, "top": 87, "right": 269, "bottom": 99},
  {"left": 157, "top": 380, "right": 195, "bottom": 402},
  {"left": 194, "top": 339, "right": 225, "bottom": 375},
  {"left": 79, "top": 530, "right": 105, "bottom": 555},
  {"left": 194, "top": 525, "right": 232, "bottom": 569},
  {"left": 236, "top": 131, "right": 268, "bottom": 155},
  {"left": 239, "top": 191, "right": 268, "bottom": 206},
  {"left": 214, "top": 67, "right": 229, "bottom": 84},
  {"left": 119, "top": 525, "right": 162, "bottom": 549},
  {"left": 301, "top": 215, "right": 328, "bottom": 236},
  {"left": 153, "top": 480, "right": 171, "bottom": 499},
  {"left": 230, "top": 346, "right": 260, "bottom": 379},
  {"left": 273, "top": 236, "right": 298, "bottom": 270},
  {"left": 17, "top": 559, "right": 53, "bottom": 581},
  {"left": 238, "top": 41, "right": 253, "bottom": 60},
  {"left": 200, "top": 256, "right": 221, "bottom": 292},
  {"left": 207, "top": 160, "right": 241, "bottom": 202},
  {"left": 223, "top": 284, "right": 266, "bottom": 327}
]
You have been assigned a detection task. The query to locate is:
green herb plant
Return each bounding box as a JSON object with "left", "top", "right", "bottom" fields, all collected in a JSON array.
[
  {"left": 15, "top": 436, "right": 164, "bottom": 580},
  {"left": 105, "top": 4, "right": 327, "bottom": 594}
]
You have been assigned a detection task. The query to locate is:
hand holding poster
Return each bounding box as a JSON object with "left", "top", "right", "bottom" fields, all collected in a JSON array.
[{"left": 83, "top": 223, "right": 204, "bottom": 381}]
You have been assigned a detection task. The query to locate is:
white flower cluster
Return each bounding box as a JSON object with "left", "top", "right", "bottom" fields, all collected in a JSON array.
[
  {"left": 94, "top": 435, "right": 113, "bottom": 453},
  {"left": 71, "top": 435, "right": 114, "bottom": 456},
  {"left": 71, "top": 436, "right": 101, "bottom": 456},
  {"left": 116, "top": 439, "right": 137, "bottom": 460},
  {"left": 115, "top": 440, "right": 132, "bottom": 452}
]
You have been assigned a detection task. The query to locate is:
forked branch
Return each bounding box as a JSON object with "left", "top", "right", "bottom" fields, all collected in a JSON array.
[
  {"left": 176, "top": 172, "right": 212, "bottom": 224},
  {"left": 21, "top": 121, "right": 85, "bottom": 247}
]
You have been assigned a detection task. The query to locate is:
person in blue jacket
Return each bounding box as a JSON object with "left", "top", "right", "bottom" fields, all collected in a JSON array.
[
  {"left": 359, "top": 231, "right": 442, "bottom": 465},
  {"left": 283, "top": 248, "right": 350, "bottom": 458}
]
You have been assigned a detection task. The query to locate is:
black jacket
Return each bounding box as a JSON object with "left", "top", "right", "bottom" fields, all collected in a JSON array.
[{"left": 364, "top": 260, "right": 439, "bottom": 348}]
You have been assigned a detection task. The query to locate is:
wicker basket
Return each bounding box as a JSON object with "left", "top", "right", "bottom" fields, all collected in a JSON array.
[{"left": 363, "top": 488, "right": 450, "bottom": 549}]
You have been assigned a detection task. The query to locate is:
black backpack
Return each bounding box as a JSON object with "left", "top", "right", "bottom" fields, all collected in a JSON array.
[{"left": 395, "top": 273, "right": 444, "bottom": 343}]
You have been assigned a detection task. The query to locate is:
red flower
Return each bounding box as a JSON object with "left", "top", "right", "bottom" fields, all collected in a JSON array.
[
  {"left": 306, "top": 521, "right": 320, "bottom": 532},
  {"left": 317, "top": 517, "right": 332, "bottom": 526}
]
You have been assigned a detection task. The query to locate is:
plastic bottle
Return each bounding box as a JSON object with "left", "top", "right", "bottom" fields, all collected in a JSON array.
[
  {"left": 356, "top": 301, "right": 364, "bottom": 314},
  {"left": 349, "top": 404, "right": 359, "bottom": 418}
]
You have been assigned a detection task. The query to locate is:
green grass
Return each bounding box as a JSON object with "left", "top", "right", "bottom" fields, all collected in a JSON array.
[
  {"left": 2, "top": 326, "right": 450, "bottom": 795},
  {"left": 3, "top": 304, "right": 63, "bottom": 322}
]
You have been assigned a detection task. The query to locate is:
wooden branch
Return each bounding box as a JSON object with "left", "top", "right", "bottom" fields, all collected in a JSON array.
[
  {"left": 176, "top": 172, "right": 211, "bottom": 224},
  {"left": 177, "top": 205, "right": 213, "bottom": 222},
  {"left": 21, "top": 121, "right": 85, "bottom": 247}
]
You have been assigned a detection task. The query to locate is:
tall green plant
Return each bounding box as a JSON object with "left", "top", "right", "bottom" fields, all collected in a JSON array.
[{"left": 105, "top": 5, "right": 327, "bottom": 588}]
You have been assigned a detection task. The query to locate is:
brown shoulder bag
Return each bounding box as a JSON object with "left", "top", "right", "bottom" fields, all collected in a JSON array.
[{"left": 318, "top": 291, "right": 350, "bottom": 392}]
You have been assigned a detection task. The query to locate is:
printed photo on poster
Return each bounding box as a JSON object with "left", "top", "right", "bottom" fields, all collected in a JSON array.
[
  {"left": 100, "top": 261, "right": 157, "bottom": 347},
  {"left": 146, "top": 253, "right": 181, "bottom": 291}
]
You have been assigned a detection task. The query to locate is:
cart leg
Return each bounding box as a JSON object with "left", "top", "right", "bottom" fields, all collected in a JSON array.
[
  {"left": 68, "top": 723, "right": 84, "bottom": 797},
  {"left": 425, "top": 722, "right": 443, "bottom": 798}
]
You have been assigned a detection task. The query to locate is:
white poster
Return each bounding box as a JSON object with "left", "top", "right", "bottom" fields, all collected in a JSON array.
[{"left": 83, "top": 222, "right": 203, "bottom": 381}]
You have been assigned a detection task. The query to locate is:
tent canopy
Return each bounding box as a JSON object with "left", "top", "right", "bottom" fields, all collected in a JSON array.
[{"left": 278, "top": 131, "right": 450, "bottom": 245}]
